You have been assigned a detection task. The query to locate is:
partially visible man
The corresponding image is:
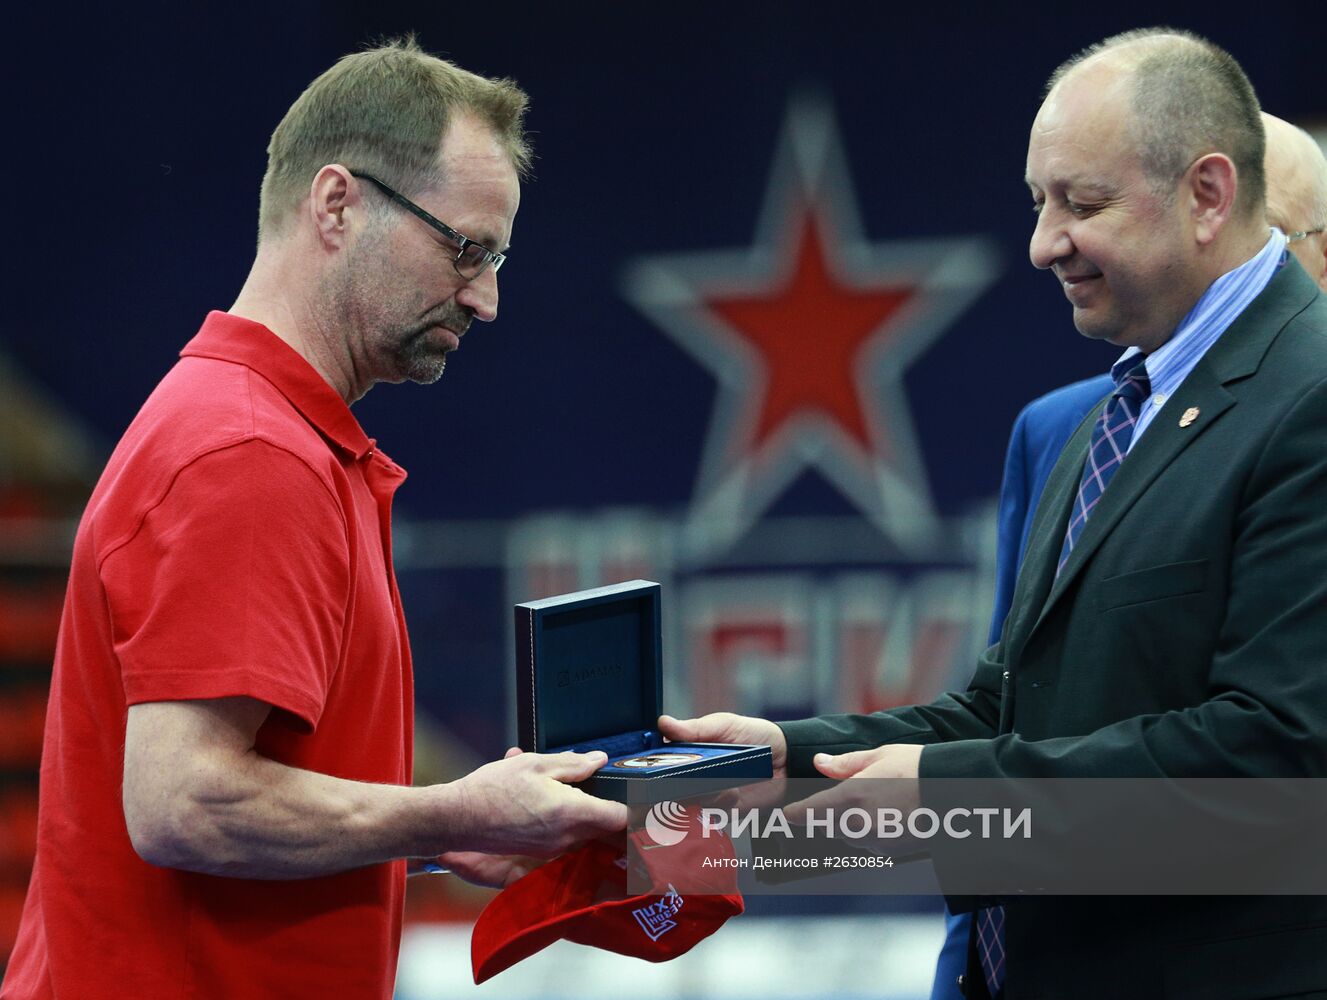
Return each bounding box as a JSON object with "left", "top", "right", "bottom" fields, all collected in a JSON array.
[
  {"left": 927, "top": 370, "right": 1109, "bottom": 1000},
  {"left": 930, "top": 108, "right": 1327, "bottom": 999},
  {"left": 666, "top": 28, "right": 1327, "bottom": 999},
  {"left": 1264, "top": 113, "right": 1327, "bottom": 290},
  {"left": 2, "top": 39, "right": 625, "bottom": 1000}
]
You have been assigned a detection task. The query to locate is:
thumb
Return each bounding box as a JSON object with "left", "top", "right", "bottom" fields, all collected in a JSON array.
[
  {"left": 544, "top": 750, "right": 609, "bottom": 782},
  {"left": 814, "top": 749, "right": 876, "bottom": 779},
  {"left": 504, "top": 746, "right": 524, "bottom": 759},
  {"left": 657, "top": 714, "right": 694, "bottom": 742}
]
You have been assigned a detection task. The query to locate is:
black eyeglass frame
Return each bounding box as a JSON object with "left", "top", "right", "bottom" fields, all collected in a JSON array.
[{"left": 348, "top": 170, "right": 507, "bottom": 278}]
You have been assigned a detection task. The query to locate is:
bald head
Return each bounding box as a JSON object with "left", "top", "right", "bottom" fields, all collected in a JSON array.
[
  {"left": 1263, "top": 113, "right": 1327, "bottom": 290},
  {"left": 1047, "top": 29, "right": 1266, "bottom": 221},
  {"left": 1028, "top": 29, "right": 1275, "bottom": 353}
]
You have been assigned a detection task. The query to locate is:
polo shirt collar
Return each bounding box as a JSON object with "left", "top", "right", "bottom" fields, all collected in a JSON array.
[{"left": 180, "top": 311, "right": 375, "bottom": 461}]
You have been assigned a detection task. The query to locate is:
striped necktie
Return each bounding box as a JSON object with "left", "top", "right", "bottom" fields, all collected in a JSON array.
[
  {"left": 975, "top": 904, "right": 1006, "bottom": 997},
  {"left": 1056, "top": 359, "right": 1151, "bottom": 576}
]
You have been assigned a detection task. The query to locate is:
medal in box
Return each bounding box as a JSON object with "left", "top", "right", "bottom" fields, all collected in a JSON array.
[{"left": 515, "top": 580, "right": 773, "bottom": 803}]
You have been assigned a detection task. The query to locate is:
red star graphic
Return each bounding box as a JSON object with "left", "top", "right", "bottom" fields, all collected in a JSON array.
[
  {"left": 621, "top": 96, "right": 999, "bottom": 551},
  {"left": 704, "top": 202, "right": 914, "bottom": 461}
]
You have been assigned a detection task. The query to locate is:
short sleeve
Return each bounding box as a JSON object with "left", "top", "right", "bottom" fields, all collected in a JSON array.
[{"left": 103, "top": 439, "right": 351, "bottom": 731}]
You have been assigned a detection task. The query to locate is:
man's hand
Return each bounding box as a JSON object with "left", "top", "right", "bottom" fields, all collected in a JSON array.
[
  {"left": 783, "top": 744, "right": 924, "bottom": 824},
  {"left": 429, "top": 851, "right": 545, "bottom": 889},
  {"left": 657, "top": 712, "right": 788, "bottom": 778},
  {"left": 440, "top": 748, "right": 628, "bottom": 859},
  {"left": 658, "top": 712, "right": 787, "bottom": 808}
]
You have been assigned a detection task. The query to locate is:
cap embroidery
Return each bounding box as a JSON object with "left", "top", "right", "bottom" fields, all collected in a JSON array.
[{"left": 632, "top": 884, "right": 684, "bottom": 941}]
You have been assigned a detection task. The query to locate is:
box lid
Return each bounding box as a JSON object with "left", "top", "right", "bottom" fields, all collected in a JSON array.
[{"left": 515, "top": 580, "right": 662, "bottom": 753}]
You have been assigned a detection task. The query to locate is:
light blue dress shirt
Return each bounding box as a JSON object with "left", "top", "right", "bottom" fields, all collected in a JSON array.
[{"left": 1116, "top": 228, "right": 1285, "bottom": 450}]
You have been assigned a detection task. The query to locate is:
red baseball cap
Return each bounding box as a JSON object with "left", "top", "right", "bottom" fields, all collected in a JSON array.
[{"left": 471, "top": 808, "right": 744, "bottom": 983}]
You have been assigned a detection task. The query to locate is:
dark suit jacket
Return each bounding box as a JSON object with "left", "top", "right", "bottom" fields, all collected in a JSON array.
[
  {"left": 783, "top": 262, "right": 1327, "bottom": 1000},
  {"left": 988, "top": 375, "right": 1116, "bottom": 651},
  {"left": 931, "top": 374, "right": 1113, "bottom": 1000}
]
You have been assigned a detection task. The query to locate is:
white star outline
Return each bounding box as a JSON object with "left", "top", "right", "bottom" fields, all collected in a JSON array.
[{"left": 620, "top": 95, "right": 1001, "bottom": 560}]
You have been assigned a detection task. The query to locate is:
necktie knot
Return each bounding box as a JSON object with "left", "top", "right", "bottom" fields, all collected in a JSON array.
[{"left": 1113, "top": 361, "right": 1151, "bottom": 406}]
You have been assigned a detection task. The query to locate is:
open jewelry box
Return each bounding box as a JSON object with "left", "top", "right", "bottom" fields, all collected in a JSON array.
[{"left": 515, "top": 580, "right": 773, "bottom": 803}]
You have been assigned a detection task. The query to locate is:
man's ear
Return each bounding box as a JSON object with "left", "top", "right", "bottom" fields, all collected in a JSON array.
[
  {"left": 307, "top": 165, "right": 357, "bottom": 250},
  {"left": 1185, "top": 153, "right": 1239, "bottom": 246}
]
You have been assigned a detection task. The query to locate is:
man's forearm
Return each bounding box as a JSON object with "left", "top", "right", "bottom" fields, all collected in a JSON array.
[
  {"left": 128, "top": 746, "right": 456, "bottom": 879},
  {"left": 123, "top": 697, "right": 625, "bottom": 880}
]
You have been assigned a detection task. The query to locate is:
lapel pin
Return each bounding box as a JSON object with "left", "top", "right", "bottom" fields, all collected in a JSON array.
[{"left": 1179, "top": 407, "right": 1200, "bottom": 428}]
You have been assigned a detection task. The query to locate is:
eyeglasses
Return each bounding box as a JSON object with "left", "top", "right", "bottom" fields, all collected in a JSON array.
[
  {"left": 348, "top": 170, "right": 507, "bottom": 279},
  {"left": 1287, "top": 227, "right": 1326, "bottom": 243}
]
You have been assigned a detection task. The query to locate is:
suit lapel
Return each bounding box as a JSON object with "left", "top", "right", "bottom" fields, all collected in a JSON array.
[
  {"left": 1032, "top": 365, "right": 1235, "bottom": 628},
  {"left": 1002, "top": 402, "right": 1100, "bottom": 661},
  {"left": 1006, "top": 261, "right": 1321, "bottom": 658}
]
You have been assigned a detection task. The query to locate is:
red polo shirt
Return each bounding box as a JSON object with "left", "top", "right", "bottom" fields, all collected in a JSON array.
[{"left": 4, "top": 312, "right": 414, "bottom": 999}]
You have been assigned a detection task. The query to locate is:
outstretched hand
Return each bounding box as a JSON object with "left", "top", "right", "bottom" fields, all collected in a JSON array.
[
  {"left": 431, "top": 850, "right": 545, "bottom": 889},
  {"left": 442, "top": 747, "right": 628, "bottom": 859},
  {"left": 782, "top": 744, "right": 923, "bottom": 824},
  {"left": 657, "top": 712, "right": 788, "bottom": 777},
  {"left": 658, "top": 711, "right": 788, "bottom": 808}
]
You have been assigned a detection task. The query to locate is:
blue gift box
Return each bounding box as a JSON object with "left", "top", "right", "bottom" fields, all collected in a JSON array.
[{"left": 515, "top": 580, "right": 773, "bottom": 803}]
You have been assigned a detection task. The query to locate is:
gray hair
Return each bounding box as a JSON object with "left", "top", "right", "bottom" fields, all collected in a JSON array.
[{"left": 1263, "top": 114, "right": 1327, "bottom": 234}]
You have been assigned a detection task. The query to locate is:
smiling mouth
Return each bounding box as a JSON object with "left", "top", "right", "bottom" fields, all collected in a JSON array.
[{"left": 1059, "top": 273, "right": 1102, "bottom": 300}]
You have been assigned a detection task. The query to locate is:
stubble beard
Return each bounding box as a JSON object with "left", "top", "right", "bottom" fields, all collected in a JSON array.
[
  {"left": 391, "top": 302, "right": 473, "bottom": 385},
  {"left": 337, "top": 227, "right": 468, "bottom": 387},
  {"left": 394, "top": 325, "right": 448, "bottom": 384}
]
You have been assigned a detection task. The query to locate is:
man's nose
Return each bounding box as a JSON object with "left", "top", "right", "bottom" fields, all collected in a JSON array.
[
  {"left": 457, "top": 268, "right": 499, "bottom": 323},
  {"left": 1029, "top": 207, "right": 1072, "bottom": 271}
]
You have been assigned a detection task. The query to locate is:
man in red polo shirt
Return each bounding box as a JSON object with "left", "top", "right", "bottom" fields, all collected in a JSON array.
[{"left": 2, "top": 38, "right": 626, "bottom": 1000}]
